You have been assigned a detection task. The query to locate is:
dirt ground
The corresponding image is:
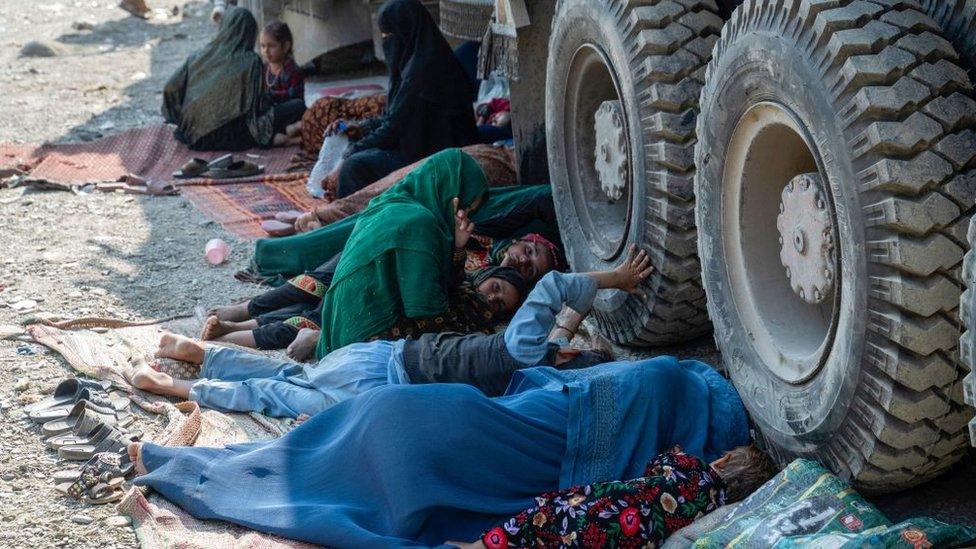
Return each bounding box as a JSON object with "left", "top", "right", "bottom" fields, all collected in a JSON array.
[{"left": 0, "top": 1, "right": 973, "bottom": 548}]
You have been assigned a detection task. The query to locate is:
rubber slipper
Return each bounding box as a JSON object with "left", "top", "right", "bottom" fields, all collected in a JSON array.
[
  {"left": 55, "top": 451, "right": 131, "bottom": 501},
  {"left": 23, "top": 378, "right": 110, "bottom": 416},
  {"left": 46, "top": 422, "right": 116, "bottom": 450},
  {"left": 41, "top": 400, "right": 118, "bottom": 438},
  {"left": 207, "top": 160, "right": 264, "bottom": 180},
  {"left": 262, "top": 219, "right": 296, "bottom": 237},
  {"left": 60, "top": 429, "right": 141, "bottom": 461},
  {"left": 172, "top": 157, "right": 210, "bottom": 179},
  {"left": 274, "top": 210, "right": 303, "bottom": 223},
  {"left": 29, "top": 387, "right": 119, "bottom": 423},
  {"left": 81, "top": 481, "right": 125, "bottom": 505}
]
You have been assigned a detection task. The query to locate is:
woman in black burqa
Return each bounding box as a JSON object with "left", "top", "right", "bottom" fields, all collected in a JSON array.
[{"left": 329, "top": 0, "right": 479, "bottom": 197}]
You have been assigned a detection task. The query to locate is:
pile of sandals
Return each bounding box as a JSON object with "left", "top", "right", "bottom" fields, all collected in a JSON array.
[
  {"left": 173, "top": 153, "right": 265, "bottom": 180},
  {"left": 24, "top": 377, "right": 139, "bottom": 505}
]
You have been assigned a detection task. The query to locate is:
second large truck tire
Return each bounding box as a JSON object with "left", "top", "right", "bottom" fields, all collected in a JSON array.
[
  {"left": 696, "top": 0, "right": 976, "bottom": 492},
  {"left": 545, "top": 0, "right": 723, "bottom": 346}
]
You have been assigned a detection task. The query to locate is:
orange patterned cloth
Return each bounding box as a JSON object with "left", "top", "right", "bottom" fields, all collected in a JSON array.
[
  {"left": 313, "top": 144, "right": 516, "bottom": 225},
  {"left": 300, "top": 95, "right": 388, "bottom": 156}
]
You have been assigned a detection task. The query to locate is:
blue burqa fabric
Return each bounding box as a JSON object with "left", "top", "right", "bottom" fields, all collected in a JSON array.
[{"left": 135, "top": 356, "right": 749, "bottom": 548}]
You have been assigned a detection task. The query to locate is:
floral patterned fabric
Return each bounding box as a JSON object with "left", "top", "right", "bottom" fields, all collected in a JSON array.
[
  {"left": 300, "top": 95, "right": 388, "bottom": 156},
  {"left": 482, "top": 447, "right": 726, "bottom": 549}
]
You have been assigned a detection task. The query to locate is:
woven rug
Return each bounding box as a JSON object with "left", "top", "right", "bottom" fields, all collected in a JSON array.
[
  {"left": 0, "top": 125, "right": 322, "bottom": 239},
  {"left": 0, "top": 125, "right": 300, "bottom": 187},
  {"left": 179, "top": 173, "right": 319, "bottom": 239},
  {"left": 28, "top": 315, "right": 303, "bottom": 548}
]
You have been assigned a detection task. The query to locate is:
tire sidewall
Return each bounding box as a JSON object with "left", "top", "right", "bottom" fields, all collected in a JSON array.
[
  {"left": 546, "top": 0, "right": 647, "bottom": 314},
  {"left": 697, "top": 31, "right": 868, "bottom": 454}
]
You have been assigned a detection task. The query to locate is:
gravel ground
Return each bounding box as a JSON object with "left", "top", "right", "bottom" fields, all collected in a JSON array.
[
  {"left": 0, "top": 1, "right": 973, "bottom": 548},
  {"left": 0, "top": 2, "right": 255, "bottom": 547}
]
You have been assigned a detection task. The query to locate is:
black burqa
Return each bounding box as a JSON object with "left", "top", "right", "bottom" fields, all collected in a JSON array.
[
  {"left": 346, "top": 0, "right": 479, "bottom": 162},
  {"left": 162, "top": 7, "right": 274, "bottom": 149}
]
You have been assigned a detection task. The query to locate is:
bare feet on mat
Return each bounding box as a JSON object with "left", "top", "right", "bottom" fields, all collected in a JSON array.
[
  {"left": 285, "top": 121, "right": 303, "bottom": 137},
  {"left": 156, "top": 332, "right": 205, "bottom": 364},
  {"left": 272, "top": 134, "right": 301, "bottom": 147},
  {"left": 127, "top": 442, "right": 147, "bottom": 476},
  {"left": 286, "top": 328, "right": 320, "bottom": 362},
  {"left": 129, "top": 361, "right": 194, "bottom": 400},
  {"left": 207, "top": 302, "right": 251, "bottom": 322},
  {"left": 200, "top": 315, "right": 239, "bottom": 341}
]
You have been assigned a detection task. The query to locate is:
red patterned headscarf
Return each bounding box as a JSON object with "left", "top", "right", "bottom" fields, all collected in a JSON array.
[{"left": 520, "top": 233, "right": 560, "bottom": 270}]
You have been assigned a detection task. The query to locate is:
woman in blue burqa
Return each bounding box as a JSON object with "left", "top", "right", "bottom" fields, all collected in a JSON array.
[{"left": 129, "top": 356, "right": 750, "bottom": 547}]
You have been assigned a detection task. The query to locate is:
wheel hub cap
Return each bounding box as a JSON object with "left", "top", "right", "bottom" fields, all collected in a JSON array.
[
  {"left": 777, "top": 172, "right": 835, "bottom": 304},
  {"left": 593, "top": 100, "right": 628, "bottom": 201}
]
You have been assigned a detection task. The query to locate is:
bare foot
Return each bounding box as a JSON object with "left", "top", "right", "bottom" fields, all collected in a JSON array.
[
  {"left": 156, "top": 333, "right": 204, "bottom": 364},
  {"left": 201, "top": 315, "right": 242, "bottom": 341},
  {"left": 272, "top": 133, "right": 291, "bottom": 147},
  {"left": 285, "top": 121, "right": 303, "bottom": 137},
  {"left": 286, "top": 328, "right": 320, "bottom": 362},
  {"left": 129, "top": 363, "right": 194, "bottom": 399},
  {"left": 293, "top": 413, "right": 311, "bottom": 426},
  {"left": 127, "top": 442, "right": 147, "bottom": 476},
  {"left": 207, "top": 302, "right": 251, "bottom": 322}
]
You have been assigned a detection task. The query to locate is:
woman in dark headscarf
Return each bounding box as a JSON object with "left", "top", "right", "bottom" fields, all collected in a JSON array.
[
  {"left": 162, "top": 7, "right": 285, "bottom": 151},
  {"left": 326, "top": 0, "right": 479, "bottom": 197}
]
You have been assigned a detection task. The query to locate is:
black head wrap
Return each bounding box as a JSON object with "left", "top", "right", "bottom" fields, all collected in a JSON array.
[
  {"left": 354, "top": 0, "right": 477, "bottom": 161},
  {"left": 469, "top": 266, "right": 529, "bottom": 303}
]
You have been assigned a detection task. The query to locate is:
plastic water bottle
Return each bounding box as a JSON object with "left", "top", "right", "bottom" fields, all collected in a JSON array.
[
  {"left": 204, "top": 238, "right": 230, "bottom": 265},
  {"left": 307, "top": 122, "right": 350, "bottom": 198}
]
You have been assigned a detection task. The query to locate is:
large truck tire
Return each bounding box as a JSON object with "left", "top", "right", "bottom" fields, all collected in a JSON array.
[
  {"left": 922, "top": 0, "right": 976, "bottom": 77},
  {"left": 961, "top": 220, "right": 976, "bottom": 447},
  {"left": 546, "top": 0, "right": 723, "bottom": 346},
  {"left": 696, "top": 0, "right": 976, "bottom": 492}
]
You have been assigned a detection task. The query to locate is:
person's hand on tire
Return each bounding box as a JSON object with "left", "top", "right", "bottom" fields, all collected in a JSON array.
[
  {"left": 294, "top": 211, "right": 322, "bottom": 233},
  {"left": 612, "top": 244, "right": 653, "bottom": 297}
]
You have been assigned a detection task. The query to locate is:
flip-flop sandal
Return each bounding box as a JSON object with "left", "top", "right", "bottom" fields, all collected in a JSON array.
[
  {"left": 261, "top": 219, "right": 296, "bottom": 237},
  {"left": 60, "top": 429, "right": 141, "bottom": 461},
  {"left": 41, "top": 400, "right": 119, "bottom": 438},
  {"left": 172, "top": 157, "right": 210, "bottom": 179},
  {"left": 29, "top": 386, "right": 126, "bottom": 423},
  {"left": 55, "top": 451, "right": 132, "bottom": 500},
  {"left": 82, "top": 481, "right": 125, "bottom": 505},
  {"left": 23, "top": 378, "right": 110, "bottom": 416},
  {"left": 207, "top": 160, "right": 264, "bottom": 180},
  {"left": 46, "top": 422, "right": 115, "bottom": 449}
]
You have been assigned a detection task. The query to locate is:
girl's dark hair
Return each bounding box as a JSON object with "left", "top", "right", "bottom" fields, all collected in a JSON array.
[{"left": 263, "top": 21, "right": 294, "bottom": 54}]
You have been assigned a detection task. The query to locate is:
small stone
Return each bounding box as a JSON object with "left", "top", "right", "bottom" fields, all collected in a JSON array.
[
  {"left": 68, "top": 291, "right": 83, "bottom": 299},
  {"left": 70, "top": 514, "right": 93, "bottom": 525},
  {"left": 90, "top": 288, "right": 107, "bottom": 296},
  {"left": 71, "top": 20, "right": 94, "bottom": 31},
  {"left": 20, "top": 41, "right": 59, "bottom": 58},
  {"left": 13, "top": 379, "right": 29, "bottom": 392},
  {"left": 10, "top": 299, "right": 37, "bottom": 311},
  {"left": 91, "top": 327, "right": 108, "bottom": 334},
  {"left": 0, "top": 325, "right": 24, "bottom": 340},
  {"left": 1, "top": 473, "right": 13, "bottom": 482},
  {"left": 105, "top": 515, "right": 130, "bottom": 527}
]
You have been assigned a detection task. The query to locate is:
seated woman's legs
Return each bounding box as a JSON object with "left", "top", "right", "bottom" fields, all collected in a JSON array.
[
  {"left": 337, "top": 148, "right": 407, "bottom": 198},
  {"left": 271, "top": 99, "right": 307, "bottom": 146}
]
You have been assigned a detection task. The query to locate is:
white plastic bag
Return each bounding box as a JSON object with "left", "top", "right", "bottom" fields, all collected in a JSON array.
[{"left": 307, "top": 132, "right": 350, "bottom": 198}]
